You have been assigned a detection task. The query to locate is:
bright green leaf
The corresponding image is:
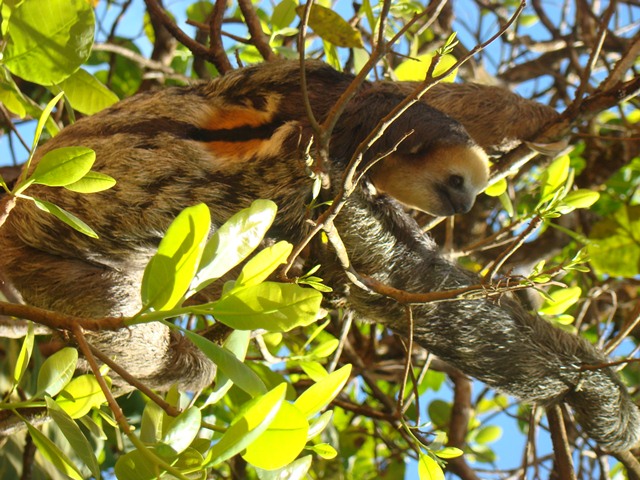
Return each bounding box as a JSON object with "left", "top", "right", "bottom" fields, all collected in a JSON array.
[
  {"left": 299, "top": 361, "right": 328, "bottom": 382},
  {"left": 562, "top": 189, "right": 600, "bottom": 209},
  {"left": 243, "top": 401, "right": 309, "bottom": 470},
  {"left": 307, "top": 410, "right": 333, "bottom": 440},
  {"left": 141, "top": 203, "right": 211, "bottom": 311},
  {"left": 539, "top": 286, "right": 581, "bottom": 315},
  {"left": 434, "top": 446, "right": 463, "bottom": 459},
  {"left": 64, "top": 170, "right": 116, "bottom": 193},
  {"left": 236, "top": 241, "right": 293, "bottom": 288},
  {"left": 272, "top": 0, "right": 297, "bottom": 30},
  {"left": 394, "top": 53, "right": 458, "bottom": 82},
  {"left": 588, "top": 205, "right": 640, "bottom": 277},
  {"left": 30, "top": 147, "right": 96, "bottom": 187},
  {"left": 307, "top": 442, "right": 337, "bottom": 459},
  {"left": 540, "top": 155, "right": 570, "bottom": 204},
  {"left": 474, "top": 425, "right": 503, "bottom": 444},
  {"left": 485, "top": 178, "right": 507, "bottom": 197},
  {"left": 205, "top": 383, "right": 286, "bottom": 467},
  {"left": 212, "top": 282, "right": 322, "bottom": 332},
  {"left": 58, "top": 68, "right": 119, "bottom": 115},
  {"left": 4, "top": 0, "right": 95, "bottom": 85},
  {"left": 37, "top": 347, "right": 78, "bottom": 397},
  {"left": 191, "top": 199, "right": 277, "bottom": 293},
  {"left": 418, "top": 453, "right": 445, "bottom": 480},
  {"left": 13, "top": 322, "right": 34, "bottom": 387},
  {"left": 56, "top": 374, "right": 107, "bottom": 419},
  {"left": 294, "top": 364, "right": 351, "bottom": 418},
  {"left": 31, "top": 197, "right": 98, "bottom": 238}
]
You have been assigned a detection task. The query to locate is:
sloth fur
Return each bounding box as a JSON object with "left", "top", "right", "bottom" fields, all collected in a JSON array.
[{"left": 0, "top": 60, "right": 636, "bottom": 452}]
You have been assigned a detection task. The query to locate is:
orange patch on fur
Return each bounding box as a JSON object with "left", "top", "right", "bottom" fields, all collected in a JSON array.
[
  {"left": 202, "top": 105, "right": 275, "bottom": 130},
  {"left": 203, "top": 139, "right": 266, "bottom": 160}
]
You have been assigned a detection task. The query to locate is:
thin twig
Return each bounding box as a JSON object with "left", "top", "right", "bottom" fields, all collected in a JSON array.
[
  {"left": 237, "top": 0, "right": 276, "bottom": 61},
  {"left": 546, "top": 404, "right": 577, "bottom": 480}
]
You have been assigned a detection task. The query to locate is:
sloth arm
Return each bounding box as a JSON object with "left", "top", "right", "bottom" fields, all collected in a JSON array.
[{"left": 320, "top": 190, "right": 640, "bottom": 452}]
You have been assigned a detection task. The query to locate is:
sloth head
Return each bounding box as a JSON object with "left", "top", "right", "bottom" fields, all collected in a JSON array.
[{"left": 369, "top": 143, "right": 489, "bottom": 216}]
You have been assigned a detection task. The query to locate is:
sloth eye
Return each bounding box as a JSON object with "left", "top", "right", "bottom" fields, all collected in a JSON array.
[{"left": 448, "top": 174, "right": 464, "bottom": 189}]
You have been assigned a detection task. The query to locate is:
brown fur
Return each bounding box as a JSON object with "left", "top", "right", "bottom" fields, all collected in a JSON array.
[{"left": 0, "top": 61, "right": 636, "bottom": 451}]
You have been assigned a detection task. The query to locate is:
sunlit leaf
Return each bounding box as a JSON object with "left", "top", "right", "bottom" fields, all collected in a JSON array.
[
  {"left": 30, "top": 147, "right": 96, "bottom": 187},
  {"left": 205, "top": 383, "right": 286, "bottom": 467},
  {"left": 58, "top": 68, "right": 119, "bottom": 114},
  {"left": 56, "top": 374, "right": 108, "bottom": 419},
  {"left": 13, "top": 322, "right": 34, "bottom": 387},
  {"left": 141, "top": 203, "right": 210, "bottom": 311},
  {"left": 394, "top": 53, "right": 458, "bottom": 82},
  {"left": 539, "top": 286, "right": 581, "bottom": 315},
  {"left": 255, "top": 455, "right": 312, "bottom": 480},
  {"left": 243, "top": 401, "right": 309, "bottom": 470},
  {"left": 64, "top": 170, "right": 116, "bottom": 193},
  {"left": 418, "top": 453, "right": 445, "bottom": 480},
  {"left": 191, "top": 199, "right": 277, "bottom": 293},
  {"left": 539, "top": 155, "right": 570, "bottom": 204},
  {"left": 306, "top": 443, "right": 337, "bottom": 459},
  {"left": 211, "top": 282, "right": 322, "bottom": 332},
  {"left": 3, "top": 0, "right": 94, "bottom": 85},
  {"left": 294, "top": 364, "right": 351, "bottom": 418},
  {"left": 236, "top": 241, "right": 293, "bottom": 288}
]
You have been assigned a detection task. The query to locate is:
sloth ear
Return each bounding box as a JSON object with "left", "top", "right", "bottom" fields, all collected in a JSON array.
[{"left": 330, "top": 89, "right": 474, "bottom": 165}]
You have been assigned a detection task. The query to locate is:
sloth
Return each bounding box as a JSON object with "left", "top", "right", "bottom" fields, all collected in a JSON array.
[{"left": 0, "top": 60, "right": 637, "bottom": 452}]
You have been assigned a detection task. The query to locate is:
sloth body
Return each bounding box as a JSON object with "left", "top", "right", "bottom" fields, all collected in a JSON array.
[{"left": 0, "top": 61, "right": 637, "bottom": 451}]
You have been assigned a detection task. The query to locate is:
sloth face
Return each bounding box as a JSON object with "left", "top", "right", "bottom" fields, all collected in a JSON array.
[{"left": 369, "top": 144, "right": 489, "bottom": 216}]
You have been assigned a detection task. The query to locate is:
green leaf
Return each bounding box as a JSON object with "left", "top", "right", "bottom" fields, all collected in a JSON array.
[
  {"left": 272, "top": 0, "right": 297, "bottom": 30},
  {"left": 434, "top": 446, "right": 463, "bottom": 459},
  {"left": 212, "top": 282, "right": 322, "bottom": 332},
  {"left": 294, "top": 364, "right": 351, "bottom": 418},
  {"left": 13, "top": 321, "right": 34, "bottom": 387},
  {"left": 296, "top": 4, "right": 364, "bottom": 48},
  {"left": 164, "top": 321, "right": 267, "bottom": 397},
  {"left": 46, "top": 397, "right": 101, "bottom": 479},
  {"left": 114, "top": 449, "right": 162, "bottom": 480},
  {"left": 56, "top": 374, "right": 108, "bottom": 419},
  {"left": 394, "top": 53, "right": 458, "bottom": 82},
  {"left": 31, "top": 91, "right": 65, "bottom": 155},
  {"left": 418, "top": 453, "right": 445, "bottom": 480},
  {"left": 140, "top": 399, "right": 164, "bottom": 444},
  {"left": 30, "top": 147, "right": 96, "bottom": 187},
  {"left": 3, "top": 0, "right": 95, "bottom": 85},
  {"left": 309, "top": 338, "right": 339, "bottom": 359},
  {"left": 474, "top": 425, "right": 503, "bottom": 444},
  {"left": 307, "top": 410, "right": 333, "bottom": 439},
  {"left": 428, "top": 399, "right": 451, "bottom": 428},
  {"left": 236, "top": 241, "right": 292, "bottom": 288},
  {"left": 18, "top": 414, "right": 84, "bottom": 480},
  {"left": 57, "top": 68, "right": 119, "bottom": 115},
  {"left": 141, "top": 203, "right": 211, "bottom": 311},
  {"left": 243, "top": 401, "right": 309, "bottom": 470},
  {"left": 191, "top": 199, "right": 277, "bottom": 293},
  {"left": 539, "top": 155, "right": 570, "bottom": 204},
  {"left": 255, "top": 455, "right": 312, "bottom": 480},
  {"left": 205, "top": 383, "right": 286, "bottom": 467},
  {"left": 299, "top": 361, "right": 328, "bottom": 382},
  {"left": 162, "top": 406, "right": 202, "bottom": 454},
  {"left": 31, "top": 197, "right": 98, "bottom": 238},
  {"left": 588, "top": 205, "right": 640, "bottom": 277},
  {"left": 36, "top": 347, "right": 78, "bottom": 397},
  {"left": 64, "top": 170, "right": 116, "bottom": 193},
  {"left": 539, "top": 286, "right": 581, "bottom": 315},
  {"left": 484, "top": 178, "right": 507, "bottom": 197},
  {"left": 306, "top": 443, "right": 337, "bottom": 459}
]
